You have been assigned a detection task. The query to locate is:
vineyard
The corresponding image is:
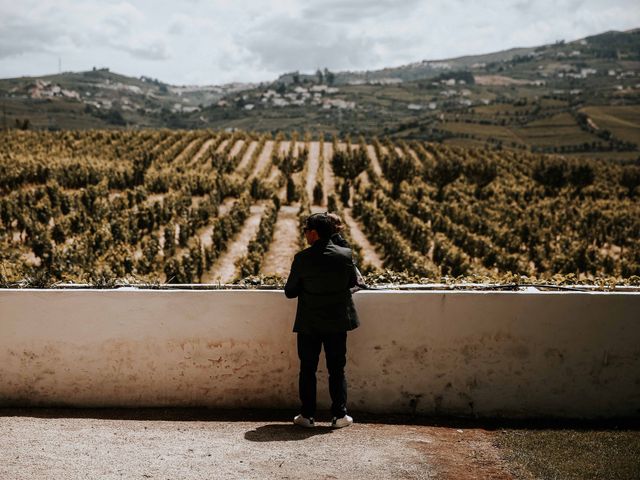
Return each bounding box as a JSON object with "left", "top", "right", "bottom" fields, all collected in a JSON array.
[{"left": 1, "top": 129, "right": 639, "bottom": 287}]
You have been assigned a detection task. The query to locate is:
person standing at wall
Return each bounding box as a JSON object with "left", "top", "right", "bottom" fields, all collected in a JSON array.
[
  {"left": 284, "top": 213, "right": 359, "bottom": 428},
  {"left": 326, "top": 212, "right": 367, "bottom": 292}
]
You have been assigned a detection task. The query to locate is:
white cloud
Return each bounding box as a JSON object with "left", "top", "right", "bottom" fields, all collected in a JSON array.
[
  {"left": 0, "top": 0, "right": 638, "bottom": 84},
  {"left": 300, "top": 0, "right": 424, "bottom": 23},
  {"left": 240, "top": 16, "right": 381, "bottom": 72},
  {"left": 0, "top": 0, "right": 167, "bottom": 61},
  {"left": 111, "top": 34, "right": 170, "bottom": 61}
]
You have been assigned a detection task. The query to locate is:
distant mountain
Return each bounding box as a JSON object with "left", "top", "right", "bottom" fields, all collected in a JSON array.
[
  {"left": 1, "top": 28, "right": 638, "bottom": 159},
  {"left": 275, "top": 29, "right": 639, "bottom": 86},
  {"left": 0, "top": 67, "right": 255, "bottom": 129},
  {"left": 330, "top": 47, "right": 539, "bottom": 85}
]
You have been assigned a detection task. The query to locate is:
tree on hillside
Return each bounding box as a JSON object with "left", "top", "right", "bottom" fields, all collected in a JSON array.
[
  {"left": 14, "top": 118, "right": 30, "bottom": 130},
  {"left": 313, "top": 180, "right": 324, "bottom": 205},
  {"left": 569, "top": 163, "right": 595, "bottom": 195},
  {"left": 378, "top": 148, "right": 421, "bottom": 199},
  {"left": 331, "top": 149, "right": 369, "bottom": 207},
  {"left": 532, "top": 158, "right": 568, "bottom": 194},
  {"left": 620, "top": 166, "right": 640, "bottom": 197},
  {"left": 464, "top": 157, "right": 497, "bottom": 198},
  {"left": 425, "top": 156, "right": 462, "bottom": 201},
  {"left": 324, "top": 68, "right": 335, "bottom": 86}
]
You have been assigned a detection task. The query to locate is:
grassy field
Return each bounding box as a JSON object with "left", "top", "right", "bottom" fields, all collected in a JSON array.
[
  {"left": 1, "top": 98, "right": 110, "bottom": 130},
  {"left": 515, "top": 112, "right": 601, "bottom": 147},
  {"left": 438, "top": 121, "right": 525, "bottom": 144},
  {"left": 569, "top": 150, "right": 640, "bottom": 162},
  {"left": 581, "top": 105, "right": 640, "bottom": 144},
  {"left": 435, "top": 110, "right": 614, "bottom": 150},
  {"left": 442, "top": 137, "right": 492, "bottom": 149},
  {"left": 495, "top": 426, "right": 640, "bottom": 480}
]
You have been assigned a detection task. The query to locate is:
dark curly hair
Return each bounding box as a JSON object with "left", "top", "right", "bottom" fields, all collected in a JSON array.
[
  {"left": 326, "top": 212, "right": 344, "bottom": 234},
  {"left": 304, "top": 213, "right": 333, "bottom": 239}
]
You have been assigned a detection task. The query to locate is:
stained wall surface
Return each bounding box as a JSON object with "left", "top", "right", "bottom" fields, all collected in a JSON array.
[{"left": 1, "top": 289, "right": 639, "bottom": 417}]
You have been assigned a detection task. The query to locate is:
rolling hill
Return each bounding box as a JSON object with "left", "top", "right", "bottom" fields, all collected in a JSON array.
[{"left": 1, "top": 29, "right": 638, "bottom": 160}]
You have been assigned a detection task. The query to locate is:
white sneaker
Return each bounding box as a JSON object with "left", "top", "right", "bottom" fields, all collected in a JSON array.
[
  {"left": 293, "top": 414, "right": 315, "bottom": 428},
  {"left": 331, "top": 415, "right": 353, "bottom": 428}
]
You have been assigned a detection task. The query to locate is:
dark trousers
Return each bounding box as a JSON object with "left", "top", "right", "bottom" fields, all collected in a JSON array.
[{"left": 297, "top": 332, "right": 348, "bottom": 419}]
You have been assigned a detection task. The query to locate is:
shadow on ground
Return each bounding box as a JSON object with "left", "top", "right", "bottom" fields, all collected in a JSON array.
[
  {"left": 244, "top": 424, "right": 333, "bottom": 442},
  {"left": 1, "top": 407, "right": 638, "bottom": 431}
]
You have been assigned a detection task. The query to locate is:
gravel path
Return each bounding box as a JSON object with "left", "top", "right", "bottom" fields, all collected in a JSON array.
[{"left": 0, "top": 409, "right": 516, "bottom": 480}]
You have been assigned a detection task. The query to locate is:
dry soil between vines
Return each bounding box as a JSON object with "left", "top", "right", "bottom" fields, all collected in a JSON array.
[
  {"left": 262, "top": 205, "right": 301, "bottom": 277},
  {"left": 202, "top": 203, "right": 266, "bottom": 284}
]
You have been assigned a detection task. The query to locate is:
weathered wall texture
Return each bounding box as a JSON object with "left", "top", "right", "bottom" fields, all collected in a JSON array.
[{"left": 1, "top": 289, "right": 639, "bottom": 417}]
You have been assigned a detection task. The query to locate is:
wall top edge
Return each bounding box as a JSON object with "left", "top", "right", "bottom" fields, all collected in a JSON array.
[
  {"left": 4, "top": 282, "right": 639, "bottom": 292},
  {"left": 1, "top": 288, "right": 639, "bottom": 296}
]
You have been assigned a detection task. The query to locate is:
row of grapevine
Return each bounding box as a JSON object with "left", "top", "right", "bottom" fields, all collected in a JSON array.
[
  {"left": 1, "top": 129, "right": 638, "bottom": 285},
  {"left": 236, "top": 199, "right": 280, "bottom": 279}
]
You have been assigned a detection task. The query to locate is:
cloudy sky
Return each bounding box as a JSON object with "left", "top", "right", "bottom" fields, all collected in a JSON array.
[{"left": 1, "top": 0, "right": 638, "bottom": 85}]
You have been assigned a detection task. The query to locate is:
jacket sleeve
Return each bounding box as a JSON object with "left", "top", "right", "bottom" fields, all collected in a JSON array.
[
  {"left": 284, "top": 254, "right": 302, "bottom": 298},
  {"left": 347, "top": 252, "right": 358, "bottom": 289}
]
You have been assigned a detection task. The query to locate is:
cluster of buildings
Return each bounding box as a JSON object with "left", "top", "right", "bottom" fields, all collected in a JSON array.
[
  {"left": 25, "top": 80, "right": 80, "bottom": 100},
  {"left": 407, "top": 102, "right": 438, "bottom": 111},
  {"left": 18, "top": 78, "right": 154, "bottom": 114},
  {"left": 218, "top": 84, "right": 356, "bottom": 111},
  {"left": 537, "top": 64, "right": 598, "bottom": 79},
  {"left": 347, "top": 78, "right": 403, "bottom": 86}
]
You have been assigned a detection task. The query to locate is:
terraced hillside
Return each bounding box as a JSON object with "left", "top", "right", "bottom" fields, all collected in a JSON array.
[
  {"left": 1, "top": 129, "right": 639, "bottom": 285},
  {"left": 2, "top": 30, "right": 639, "bottom": 159}
]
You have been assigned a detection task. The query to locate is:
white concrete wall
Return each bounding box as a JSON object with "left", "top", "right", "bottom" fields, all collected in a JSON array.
[{"left": 0, "top": 289, "right": 639, "bottom": 418}]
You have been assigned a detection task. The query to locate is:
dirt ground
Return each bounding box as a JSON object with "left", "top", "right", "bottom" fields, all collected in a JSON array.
[
  {"left": 228, "top": 139, "right": 245, "bottom": 158},
  {"left": 343, "top": 208, "right": 384, "bottom": 269},
  {"left": 305, "top": 141, "right": 321, "bottom": 201},
  {"left": 215, "top": 139, "right": 229, "bottom": 153},
  {"left": 322, "top": 142, "right": 336, "bottom": 202},
  {"left": 474, "top": 75, "right": 531, "bottom": 86},
  {"left": 2, "top": 409, "right": 638, "bottom": 480},
  {"left": 248, "top": 141, "right": 274, "bottom": 180},
  {"left": 365, "top": 145, "right": 382, "bottom": 177},
  {"left": 261, "top": 205, "right": 301, "bottom": 277},
  {"left": 188, "top": 137, "right": 216, "bottom": 167},
  {"left": 0, "top": 409, "right": 518, "bottom": 480},
  {"left": 236, "top": 141, "right": 258, "bottom": 172},
  {"left": 202, "top": 203, "right": 266, "bottom": 284}
]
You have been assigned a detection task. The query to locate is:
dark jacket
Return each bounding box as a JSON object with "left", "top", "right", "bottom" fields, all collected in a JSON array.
[
  {"left": 330, "top": 233, "right": 368, "bottom": 292},
  {"left": 284, "top": 238, "right": 359, "bottom": 334},
  {"left": 330, "top": 232, "right": 349, "bottom": 248}
]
